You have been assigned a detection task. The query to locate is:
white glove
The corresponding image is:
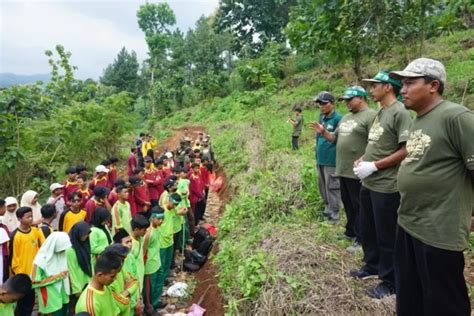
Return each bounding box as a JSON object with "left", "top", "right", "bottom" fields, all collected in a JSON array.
[{"left": 353, "top": 161, "right": 378, "bottom": 179}]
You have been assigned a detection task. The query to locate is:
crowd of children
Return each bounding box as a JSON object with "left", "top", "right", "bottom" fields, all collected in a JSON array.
[{"left": 0, "top": 130, "right": 215, "bottom": 315}]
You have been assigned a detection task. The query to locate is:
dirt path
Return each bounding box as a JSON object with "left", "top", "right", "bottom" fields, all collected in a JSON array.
[{"left": 156, "top": 126, "right": 227, "bottom": 316}]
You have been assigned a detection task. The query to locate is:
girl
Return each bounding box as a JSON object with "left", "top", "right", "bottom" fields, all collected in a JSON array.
[
  {"left": 20, "top": 190, "right": 42, "bottom": 225},
  {"left": 32, "top": 232, "right": 72, "bottom": 316},
  {"left": 89, "top": 207, "right": 112, "bottom": 266}
]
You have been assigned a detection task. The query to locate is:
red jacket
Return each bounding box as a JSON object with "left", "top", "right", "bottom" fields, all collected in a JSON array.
[
  {"left": 144, "top": 168, "right": 160, "bottom": 201},
  {"left": 133, "top": 182, "right": 150, "bottom": 213},
  {"left": 200, "top": 166, "right": 210, "bottom": 188},
  {"left": 107, "top": 167, "right": 118, "bottom": 189},
  {"left": 108, "top": 190, "right": 118, "bottom": 206},
  {"left": 189, "top": 172, "right": 204, "bottom": 204},
  {"left": 128, "top": 190, "right": 138, "bottom": 217},
  {"left": 85, "top": 198, "right": 102, "bottom": 223},
  {"left": 89, "top": 177, "right": 108, "bottom": 191},
  {"left": 78, "top": 188, "right": 93, "bottom": 210},
  {"left": 63, "top": 181, "right": 80, "bottom": 203},
  {"left": 127, "top": 154, "right": 137, "bottom": 177}
]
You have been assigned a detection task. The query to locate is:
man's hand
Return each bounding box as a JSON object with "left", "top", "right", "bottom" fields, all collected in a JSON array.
[
  {"left": 309, "top": 122, "right": 325, "bottom": 134},
  {"left": 353, "top": 161, "right": 378, "bottom": 179}
]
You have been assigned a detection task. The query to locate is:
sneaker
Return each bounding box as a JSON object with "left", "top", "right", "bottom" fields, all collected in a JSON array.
[
  {"left": 349, "top": 267, "right": 378, "bottom": 280},
  {"left": 346, "top": 242, "right": 362, "bottom": 253},
  {"left": 367, "top": 282, "right": 395, "bottom": 299}
]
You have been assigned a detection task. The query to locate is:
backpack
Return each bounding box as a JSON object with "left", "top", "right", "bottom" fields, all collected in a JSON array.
[{"left": 192, "top": 227, "right": 213, "bottom": 257}]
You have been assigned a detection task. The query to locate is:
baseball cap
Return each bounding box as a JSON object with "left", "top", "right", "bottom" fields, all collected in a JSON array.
[
  {"left": 313, "top": 91, "right": 335, "bottom": 104},
  {"left": 49, "top": 183, "right": 64, "bottom": 192},
  {"left": 389, "top": 58, "right": 446, "bottom": 84},
  {"left": 95, "top": 165, "right": 109, "bottom": 173},
  {"left": 362, "top": 70, "right": 401, "bottom": 87},
  {"left": 339, "top": 86, "right": 368, "bottom": 100},
  {"left": 5, "top": 196, "right": 18, "bottom": 207}
]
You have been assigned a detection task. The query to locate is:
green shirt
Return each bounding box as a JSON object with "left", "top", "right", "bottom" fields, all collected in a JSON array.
[
  {"left": 397, "top": 101, "right": 474, "bottom": 251},
  {"left": 33, "top": 265, "right": 69, "bottom": 314},
  {"left": 316, "top": 111, "right": 342, "bottom": 166},
  {"left": 144, "top": 226, "right": 161, "bottom": 274},
  {"left": 131, "top": 237, "right": 144, "bottom": 292},
  {"left": 112, "top": 201, "right": 132, "bottom": 234},
  {"left": 177, "top": 179, "right": 191, "bottom": 208},
  {"left": 76, "top": 285, "right": 119, "bottom": 315},
  {"left": 0, "top": 302, "right": 15, "bottom": 316},
  {"left": 66, "top": 248, "right": 92, "bottom": 295},
  {"left": 159, "top": 204, "right": 175, "bottom": 249},
  {"left": 90, "top": 227, "right": 111, "bottom": 269},
  {"left": 122, "top": 254, "right": 139, "bottom": 308},
  {"left": 335, "top": 108, "right": 376, "bottom": 179},
  {"left": 292, "top": 115, "right": 304, "bottom": 136},
  {"left": 362, "top": 101, "right": 412, "bottom": 193}
]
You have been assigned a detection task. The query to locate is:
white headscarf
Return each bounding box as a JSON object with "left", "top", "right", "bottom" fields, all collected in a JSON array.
[
  {"left": 20, "top": 190, "right": 42, "bottom": 223},
  {"left": 33, "top": 232, "right": 72, "bottom": 294}
]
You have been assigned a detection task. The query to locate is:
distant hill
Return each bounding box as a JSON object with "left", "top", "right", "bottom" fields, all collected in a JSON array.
[{"left": 0, "top": 73, "right": 50, "bottom": 88}]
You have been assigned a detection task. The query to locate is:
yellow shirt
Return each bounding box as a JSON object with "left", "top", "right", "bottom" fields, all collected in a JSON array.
[
  {"left": 59, "top": 209, "right": 87, "bottom": 233},
  {"left": 10, "top": 227, "right": 45, "bottom": 275}
]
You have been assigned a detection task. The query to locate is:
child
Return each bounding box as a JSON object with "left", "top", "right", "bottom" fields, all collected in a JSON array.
[
  {"left": 108, "top": 179, "right": 126, "bottom": 206},
  {"left": 20, "top": 190, "right": 42, "bottom": 225},
  {"left": 190, "top": 163, "right": 205, "bottom": 225},
  {"left": 111, "top": 185, "right": 132, "bottom": 234},
  {"left": 132, "top": 168, "right": 151, "bottom": 217},
  {"left": 0, "top": 274, "right": 32, "bottom": 316},
  {"left": 85, "top": 186, "right": 110, "bottom": 223},
  {"left": 75, "top": 251, "right": 121, "bottom": 315},
  {"left": 130, "top": 215, "right": 149, "bottom": 297},
  {"left": 77, "top": 175, "right": 93, "bottom": 210},
  {"left": 127, "top": 147, "right": 138, "bottom": 177},
  {"left": 64, "top": 167, "right": 79, "bottom": 204},
  {"left": 32, "top": 232, "right": 71, "bottom": 315},
  {"left": 107, "top": 157, "right": 119, "bottom": 190},
  {"left": 89, "top": 165, "right": 109, "bottom": 191},
  {"left": 0, "top": 214, "right": 9, "bottom": 285},
  {"left": 113, "top": 230, "right": 140, "bottom": 314},
  {"left": 75, "top": 165, "right": 88, "bottom": 180},
  {"left": 67, "top": 221, "right": 92, "bottom": 314},
  {"left": 58, "top": 192, "right": 87, "bottom": 234},
  {"left": 144, "top": 156, "right": 160, "bottom": 208},
  {"left": 9, "top": 206, "right": 45, "bottom": 315},
  {"left": 90, "top": 207, "right": 112, "bottom": 267},
  {"left": 103, "top": 242, "right": 138, "bottom": 316},
  {"left": 47, "top": 182, "right": 65, "bottom": 229},
  {"left": 3, "top": 197, "right": 18, "bottom": 234},
  {"left": 156, "top": 193, "right": 182, "bottom": 302},
  {"left": 178, "top": 167, "right": 192, "bottom": 239},
  {"left": 39, "top": 204, "right": 57, "bottom": 239},
  {"left": 142, "top": 207, "right": 165, "bottom": 313}
]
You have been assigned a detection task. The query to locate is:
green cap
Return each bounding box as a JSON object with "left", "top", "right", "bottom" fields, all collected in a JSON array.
[
  {"left": 339, "top": 86, "right": 367, "bottom": 100},
  {"left": 362, "top": 70, "right": 401, "bottom": 87}
]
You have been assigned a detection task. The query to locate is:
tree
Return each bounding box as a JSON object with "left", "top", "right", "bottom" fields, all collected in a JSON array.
[
  {"left": 215, "top": 0, "right": 297, "bottom": 57},
  {"left": 45, "top": 45, "right": 78, "bottom": 106},
  {"left": 100, "top": 47, "right": 140, "bottom": 95}
]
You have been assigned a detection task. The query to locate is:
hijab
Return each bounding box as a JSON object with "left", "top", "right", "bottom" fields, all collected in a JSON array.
[
  {"left": 20, "top": 190, "right": 42, "bottom": 223},
  {"left": 33, "top": 232, "right": 72, "bottom": 294},
  {"left": 91, "top": 207, "right": 112, "bottom": 244},
  {"left": 69, "top": 221, "right": 92, "bottom": 277}
]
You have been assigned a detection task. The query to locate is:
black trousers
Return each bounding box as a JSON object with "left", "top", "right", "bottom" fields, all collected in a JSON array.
[
  {"left": 339, "top": 177, "right": 361, "bottom": 241},
  {"left": 395, "top": 226, "right": 470, "bottom": 316},
  {"left": 291, "top": 136, "right": 299, "bottom": 150},
  {"left": 15, "top": 288, "right": 35, "bottom": 316},
  {"left": 194, "top": 199, "right": 206, "bottom": 225},
  {"left": 359, "top": 186, "right": 399, "bottom": 285}
]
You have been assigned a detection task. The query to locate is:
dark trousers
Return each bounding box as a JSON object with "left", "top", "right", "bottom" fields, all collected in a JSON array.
[
  {"left": 15, "top": 288, "right": 35, "bottom": 315},
  {"left": 195, "top": 199, "right": 206, "bottom": 224},
  {"left": 395, "top": 226, "right": 470, "bottom": 316},
  {"left": 339, "top": 177, "right": 361, "bottom": 241},
  {"left": 291, "top": 136, "right": 299, "bottom": 150},
  {"left": 359, "top": 186, "right": 399, "bottom": 285}
]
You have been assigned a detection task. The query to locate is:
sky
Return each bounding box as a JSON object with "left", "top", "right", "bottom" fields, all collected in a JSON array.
[{"left": 0, "top": 0, "right": 219, "bottom": 79}]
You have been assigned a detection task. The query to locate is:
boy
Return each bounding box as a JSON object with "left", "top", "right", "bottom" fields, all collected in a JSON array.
[
  {"left": 85, "top": 186, "right": 110, "bottom": 223},
  {"left": 111, "top": 185, "right": 132, "bottom": 234},
  {"left": 178, "top": 167, "right": 192, "bottom": 238},
  {"left": 64, "top": 167, "right": 80, "bottom": 204},
  {"left": 144, "top": 156, "right": 160, "bottom": 208},
  {"left": 47, "top": 182, "right": 65, "bottom": 229},
  {"left": 77, "top": 175, "right": 93, "bottom": 209},
  {"left": 190, "top": 163, "right": 205, "bottom": 225},
  {"left": 130, "top": 215, "right": 149, "bottom": 295},
  {"left": 156, "top": 193, "right": 182, "bottom": 302},
  {"left": 76, "top": 165, "right": 88, "bottom": 180},
  {"left": 75, "top": 252, "right": 121, "bottom": 315},
  {"left": 108, "top": 179, "right": 126, "bottom": 206},
  {"left": 288, "top": 107, "right": 304, "bottom": 150},
  {"left": 128, "top": 147, "right": 138, "bottom": 177},
  {"left": 107, "top": 157, "right": 119, "bottom": 190},
  {"left": 58, "top": 192, "right": 87, "bottom": 233},
  {"left": 131, "top": 169, "right": 151, "bottom": 217},
  {"left": 3, "top": 197, "right": 19, "bottom": 233},
  {"left": 9, "top": 207, "right": 45, "bottom": 315},
  {"left": 39, "top": 204, "right": 57, "bottom": 239},
  {"left": 142, "top": 207, "right": 165, "bottom": 313},
  {"left": 89, "top": 165, "right": 109, "bottom": 191},
  {"left": 0, "top": 274, "right": 32, "bottom": 316}
]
